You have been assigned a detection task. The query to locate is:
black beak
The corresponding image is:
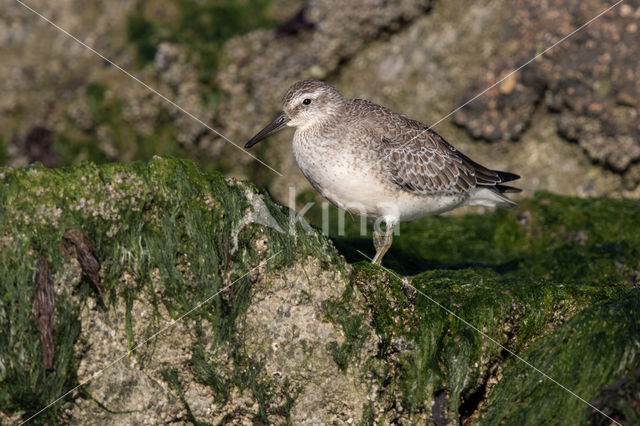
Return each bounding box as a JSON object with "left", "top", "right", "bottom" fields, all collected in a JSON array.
[{"left": 245, "top": 111, "right": 291, "bottom": 148}]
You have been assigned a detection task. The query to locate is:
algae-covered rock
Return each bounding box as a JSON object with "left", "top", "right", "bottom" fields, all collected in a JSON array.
[
  {"left": 1, "top": 159, "right": 638, "bottom": 424},
  {"left": 0, "top": 157, "right": 345, "bottom": 424},
  {"left": 332, "top": 193, "right": 640, "bottom": 424}
]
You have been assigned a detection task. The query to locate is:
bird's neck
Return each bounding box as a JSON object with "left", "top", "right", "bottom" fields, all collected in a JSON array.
[
  {"left": 303, "top": 104, "right": 345, "bottom": 133},
  {"left": 296, "top": 115, "right": 340, "bottom": 144}
]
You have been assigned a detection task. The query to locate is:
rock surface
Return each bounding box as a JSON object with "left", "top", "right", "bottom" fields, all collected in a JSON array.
[
  {"left": 1, "top": 158, "right": 639, "bottom": 424},
  {"left": 453, "top": 0, "right": 640, "bottom": 175}
]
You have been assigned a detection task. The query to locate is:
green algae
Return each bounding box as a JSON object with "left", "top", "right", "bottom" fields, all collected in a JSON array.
[
  {"left": 589, "top": 367, "right": 640, "bottom": 425},
  {"left": 0, "top": 136, "right": 7, "bottom": 164},
  {"left": 0, "top": 157, "right": 337, "bottom": 424},
  {"left": 160, "top": 367, "right": 208, "bottom": 425},
  {"left": 388, "top": 192, "right": 640, "bottom": 276},
  {"left": 312, "top": 191, "right": 640, "bottom": 277},
  {"left": 345, "top": 262, "right": 635, "bottom": 423},
  {"left": 481, "top": 292, "right": 640, "bottom": 425}
]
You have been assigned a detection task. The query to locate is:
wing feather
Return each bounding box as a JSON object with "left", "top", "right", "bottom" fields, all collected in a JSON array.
[
  {"left": 381, "top": 129, "right": 477, "bottom": 195},
  {"left": 381, "top": 126, "right": 522, "bottom": 195}
]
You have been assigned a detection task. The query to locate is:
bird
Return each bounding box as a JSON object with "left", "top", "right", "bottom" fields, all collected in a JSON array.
[{"left": 245, "top": 80, "right": 520, "bottom": 265}]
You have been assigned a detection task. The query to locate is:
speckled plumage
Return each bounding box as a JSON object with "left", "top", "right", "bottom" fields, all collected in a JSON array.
[{"left": 246, "top": 80, "right": 521, "bottom": 264}]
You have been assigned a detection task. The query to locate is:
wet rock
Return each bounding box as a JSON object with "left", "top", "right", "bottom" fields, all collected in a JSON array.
[
  {"left": 0, "top": 0, "right": 140, "bottom": 166},
  {"left": 0, "top": 157, "right": 339, "bottom": 423}
]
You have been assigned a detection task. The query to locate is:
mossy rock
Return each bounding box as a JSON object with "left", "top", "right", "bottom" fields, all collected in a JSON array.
[
  {"left": 324, "top": 194, "right": 639, "bottom": 423},
  {"left": 0, "top": 157, "right": 340, "bottom": 424},
  {"left": 0, "top": 158, "right": 638, "bottom": 424}
]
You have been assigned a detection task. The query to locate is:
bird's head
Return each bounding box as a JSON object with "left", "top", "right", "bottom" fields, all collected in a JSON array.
[{"left": 245, "top": 80, "right": 345, "bottom": 148}]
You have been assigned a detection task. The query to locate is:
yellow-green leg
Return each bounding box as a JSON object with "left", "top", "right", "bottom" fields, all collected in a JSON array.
[{"left": 372, "top": 223, "right": 394, "bottom": 265}]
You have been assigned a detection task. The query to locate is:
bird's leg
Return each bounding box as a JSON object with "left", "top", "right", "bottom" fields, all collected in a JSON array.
[
  {"left": 372, "top": 228, "right": 384, "bottom": 252},
  {"left": 372, "top": 222, "right": 394, "bottom": 265}
]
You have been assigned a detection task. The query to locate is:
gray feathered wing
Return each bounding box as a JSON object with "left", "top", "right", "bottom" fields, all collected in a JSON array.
[{"left": 379, "top": 125, "right": 520, "bottom": 201}]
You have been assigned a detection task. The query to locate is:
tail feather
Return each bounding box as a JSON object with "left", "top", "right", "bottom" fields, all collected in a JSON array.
[
  {"left": 457, "top": 149, "right": 521, "bottom": 207},
  {"left": 495, "top": 171, "right": 520, "bottom": 183},
  {"left": 495, "top": 184, "right": 522, "bottom": 193},
  {"left": 468, "top": 187, "right": 519, "bottom": 209}
]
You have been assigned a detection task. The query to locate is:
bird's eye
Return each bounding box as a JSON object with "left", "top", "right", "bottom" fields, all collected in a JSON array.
[{"left": 303, "top": 98, "right": 312, "bottom": 105}]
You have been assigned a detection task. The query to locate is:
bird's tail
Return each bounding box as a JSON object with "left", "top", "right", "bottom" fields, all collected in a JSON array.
[
  {"left": 468, "top": 186, "right": 518, "bottom": 209},
  {"left": 469, "top": 170, "right": 521, "bottom": 209}
]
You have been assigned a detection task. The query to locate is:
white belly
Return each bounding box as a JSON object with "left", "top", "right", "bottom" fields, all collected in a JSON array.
[{"left": 292, "top": 138, "right": 468, "bottom": 222}]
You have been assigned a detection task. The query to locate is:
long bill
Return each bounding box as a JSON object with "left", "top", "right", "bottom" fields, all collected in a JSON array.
[{"left": 244, "top": 111, "right": 291, "bottom": 148}]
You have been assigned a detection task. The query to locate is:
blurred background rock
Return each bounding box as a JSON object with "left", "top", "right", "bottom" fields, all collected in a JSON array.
[{"left": 2, "top": 0, "right": 639, "bottom": 205}]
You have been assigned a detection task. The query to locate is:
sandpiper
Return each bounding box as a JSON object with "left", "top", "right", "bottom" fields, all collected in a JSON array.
[{"left": 245, "top": 80, "right": 521, "bottom": 265}]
